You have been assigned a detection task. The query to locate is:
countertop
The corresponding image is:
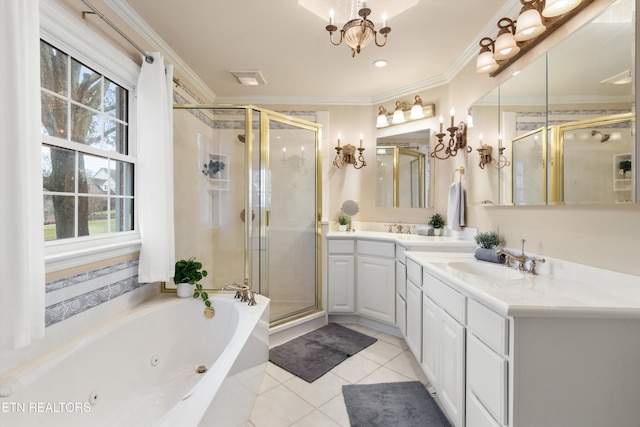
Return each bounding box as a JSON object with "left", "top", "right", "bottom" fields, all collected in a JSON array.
[
  {"left": 327, "top": 230, "right": 477, "bottom": 251},
  {"left": 405, "top": 251, "right": 640, "bottom": 319}
]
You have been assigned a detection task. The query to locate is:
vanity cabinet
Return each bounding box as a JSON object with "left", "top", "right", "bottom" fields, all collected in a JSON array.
[
  {"left": 422, "top": 270, "right": 466, "bottom": 427},
  {"left": 327, "top": 239, "right": 355, "bottom": 313},
  {"left": 396, "top": 244, "right": 407, "bottom": 336},
  {"left": 356, "top": 240, "right": 396, "bottom": 324}
]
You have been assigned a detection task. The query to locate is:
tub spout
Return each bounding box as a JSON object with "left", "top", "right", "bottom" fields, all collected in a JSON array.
[{"left": 218, "top": 282, "right": 258, "bottom": 305}]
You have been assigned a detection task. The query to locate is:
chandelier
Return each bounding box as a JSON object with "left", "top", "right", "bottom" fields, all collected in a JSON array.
[{"left": 325, "top": 0, "right": 391, "bottom": 57}]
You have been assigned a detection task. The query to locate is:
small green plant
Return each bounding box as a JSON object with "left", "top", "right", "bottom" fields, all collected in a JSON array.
[
  {"left": 474, "top": 231, "right": 501, "bottom": 249},
  {"left": 427, "top": 213, "right": 444, "bottom": 229},
  {"left": 619, "top": 160, "right": 632, "bottom": 172},
  {"left": 174, "top": 257, "right": 211, "bottom": 308},
  {"left": 338, "top": 213, "right": 351, "bottom": 225}
]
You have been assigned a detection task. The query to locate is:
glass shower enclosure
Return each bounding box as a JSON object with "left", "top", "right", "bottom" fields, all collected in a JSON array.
[{"left": 171, "top": 105, "right": 322, "bottom": 326}]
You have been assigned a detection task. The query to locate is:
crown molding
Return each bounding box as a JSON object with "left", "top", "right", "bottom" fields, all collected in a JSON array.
[{"left": 107, "top": 0, "right": 216, "bottom": 102}]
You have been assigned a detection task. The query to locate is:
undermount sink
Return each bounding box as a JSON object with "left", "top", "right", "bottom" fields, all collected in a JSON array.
[{"left": 448, "top": 261, "right": 524, "bottom": 281}]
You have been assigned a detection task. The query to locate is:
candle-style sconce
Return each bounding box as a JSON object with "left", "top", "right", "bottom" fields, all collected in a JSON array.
[
  {"left": 477, "top": 136, "right": 511, "bottom": 169},
  {"left": 430, "top": 109, "right": 471, "bottom": 160},
  {"left": 333, "top": 134, "right": 366, "bottom": 169},
  {"left": 477, "top": 144, "right": 493, "bottom": 169}
]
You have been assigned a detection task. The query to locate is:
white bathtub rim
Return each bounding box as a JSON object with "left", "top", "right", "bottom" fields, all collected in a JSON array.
[
  {"left": 0, "top": 293, "right": 267, "bottom": 401},
  {"left": 153, "top": 293, "right": 269, "bottom": 427}
]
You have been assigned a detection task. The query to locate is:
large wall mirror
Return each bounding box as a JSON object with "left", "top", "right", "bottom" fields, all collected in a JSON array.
[
  {"left": 376, "top": 127, "right": 432, "bottom": 208},
  {"left": 471, "top": 0, "right": 635, "bottom": 206}
]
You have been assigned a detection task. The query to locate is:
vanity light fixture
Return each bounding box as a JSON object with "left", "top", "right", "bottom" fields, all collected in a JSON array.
[
  {"left": 515, "top": 0, "right": 547, "bottom": 41},
  {"left": 494, "top": 18, "right": 520, "bottom": 60},
  {"left": 375, "top": 96, "right": 435, "bottom": 128},
  {"left": 333, "top": 133, "right": 367, "bottom": 169},
  {"left": 430, "top": 108, "right": 472, "bottom": 160},
  {"left": 476, "top": 0, "right": 593, "bottom": 76},
  {"left": 325, "top": 0, "right": 391, "bottom": 57}
]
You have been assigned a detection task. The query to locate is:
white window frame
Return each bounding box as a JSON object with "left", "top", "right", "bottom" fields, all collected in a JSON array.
[{"left": 41, "top": 2, "right": 141, "bottom": 273}]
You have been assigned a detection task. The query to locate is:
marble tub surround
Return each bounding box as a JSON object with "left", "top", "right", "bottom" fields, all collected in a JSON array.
[{"left": 406, "top": 251, "right": 640, "bottom": 318}]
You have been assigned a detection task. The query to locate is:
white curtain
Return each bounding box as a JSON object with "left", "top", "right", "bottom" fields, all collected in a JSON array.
[
  {"left": 137, "top": 53, "right": 175, "bottom": 283},
  {"left": 0, "top": 0, "right": 45, "bottom": 349}
]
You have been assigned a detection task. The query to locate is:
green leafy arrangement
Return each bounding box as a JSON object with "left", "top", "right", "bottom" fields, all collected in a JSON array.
[
  {"left": 174, "top": 257, "right": 211, "bottom": 307},
  {"left": 474, "top": 231, "right": 500, "bottom": 249},
  {"left": 427, "top": 213, "right": 444, "bottom": 229},
  {"left": 338, "top": 213, "right": 351, "bottom": 225}
]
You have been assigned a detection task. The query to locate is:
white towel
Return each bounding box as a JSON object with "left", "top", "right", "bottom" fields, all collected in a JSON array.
[{"left": 447, "top": 182, "right": 465, "bottom": 231}]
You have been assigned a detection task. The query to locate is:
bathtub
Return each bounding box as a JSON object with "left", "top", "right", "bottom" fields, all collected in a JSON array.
[{"left": 0, "top": 292, "right": 270, "bottom": 427}]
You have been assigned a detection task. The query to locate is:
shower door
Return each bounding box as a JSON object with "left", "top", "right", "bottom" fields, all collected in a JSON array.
[{"left": 253, "top": 112, "right": 321, "bottom": 325}]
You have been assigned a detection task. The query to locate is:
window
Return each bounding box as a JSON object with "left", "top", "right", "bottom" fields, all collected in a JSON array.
[{"left": 40, "top": 40, "right": 134, "bottom": 242}]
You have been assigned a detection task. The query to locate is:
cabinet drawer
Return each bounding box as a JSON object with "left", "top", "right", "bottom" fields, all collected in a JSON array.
[
  {"left": 467, "top": 334, "right": 508, "bottom": 425},
  {"left": 468, "top": 299, "right": 508, "bottom": 356},
  {"left": 328, "top": 239, "right": 355, "bottom": 254},
  {"left": 423, "top": 271, "right": 465, "bottom": 323},
  {"left": 406, "top": 258, "right": 422, "bottom": 287},
  {"left": 396, "top": 244, "right": 407, "bottom": 263},
  {"left": 357, "top": 240, "right": 395, "bottom": 258}
]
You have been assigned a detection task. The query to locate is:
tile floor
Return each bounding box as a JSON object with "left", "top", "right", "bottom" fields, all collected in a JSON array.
[{"left": 248, "top": 323, "right": 438, "bottom": 427}]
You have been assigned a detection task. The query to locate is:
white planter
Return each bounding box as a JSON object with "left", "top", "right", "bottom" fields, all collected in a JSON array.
[
  {"left": 176, "top": 282, "right": 193, "bottom": 298},
  {"left": 433, "top": 228, "right": 442, "bottom": 236},
  {"left": 339, "top": 224, "right": 347, "bottom": 232}
]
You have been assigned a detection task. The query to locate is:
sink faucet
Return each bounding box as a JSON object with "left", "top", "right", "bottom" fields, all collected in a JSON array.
[{"left": 496, "top": 239, "right": 546, "bottom": 275}]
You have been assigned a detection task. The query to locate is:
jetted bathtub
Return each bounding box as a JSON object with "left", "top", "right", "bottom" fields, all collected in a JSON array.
[{"left": 0, "top": 292, "right": 270, "bottom": 426}]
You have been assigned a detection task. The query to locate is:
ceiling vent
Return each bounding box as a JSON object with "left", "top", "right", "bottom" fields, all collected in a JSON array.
[{"left": 230, "top": 69, "right": 267, "bottom": 86}]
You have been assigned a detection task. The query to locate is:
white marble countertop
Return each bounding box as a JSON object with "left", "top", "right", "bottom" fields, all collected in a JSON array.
[
  {"left": 405, "top": 251, "right": 640, "bottom": 319},
  {"left": 327, "top": 230, "right": 477, "bottom": 251}
]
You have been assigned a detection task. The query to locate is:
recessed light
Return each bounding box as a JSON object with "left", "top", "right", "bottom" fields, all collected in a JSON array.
[{"left": 373, "top": 59, "right": 388, "bottom": 68}]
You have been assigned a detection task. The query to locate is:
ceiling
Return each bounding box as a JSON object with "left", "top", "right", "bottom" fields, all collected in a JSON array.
[{"left": 110, "top": 0, "right": 511, "bottom": 105}]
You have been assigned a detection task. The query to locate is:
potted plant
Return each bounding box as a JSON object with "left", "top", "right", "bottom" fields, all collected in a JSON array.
[
  {"left": 428, "top": 213, "right": 444, "bottom": 236},
  {"left": 337, "top": 213, "right": 350, "bottom": 231},
  {"left": 174, "top": 257, "right": 208, "bottom": 298},
  {"left": 474, "top": 231, "right": 500, "bottom": 249}
]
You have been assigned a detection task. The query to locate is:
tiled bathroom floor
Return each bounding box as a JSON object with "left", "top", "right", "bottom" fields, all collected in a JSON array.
[{"left": 248, "top": 323, "right": 435, "bottom": 427}]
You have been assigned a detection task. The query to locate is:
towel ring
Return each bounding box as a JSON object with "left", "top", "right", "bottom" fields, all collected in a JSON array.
[{"left": 453, "top": 166, "right": 465, "bottom": 182}]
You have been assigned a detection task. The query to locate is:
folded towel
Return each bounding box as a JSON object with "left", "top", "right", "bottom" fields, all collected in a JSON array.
[
  {"left": 474, "top": 248, "right": 506, "bottom": 264},
  {"left": 447, "top": 182, "right": 465, "bottom": 231}
]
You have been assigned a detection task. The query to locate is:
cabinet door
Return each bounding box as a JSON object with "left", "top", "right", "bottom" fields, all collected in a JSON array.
[
  {"left": 396, "top": 293, "right": 406, "bottom": 337},
  {"left": 422, "top": 295, "right": 439, "bottom": 387},
  {"left": 467, "top": 334, "right": 507, "bottom": 425},
  {"left": 328, "top": 255, "right": 355, "bottom": 313},
  {"left": 439, "top": 310, "right": 466, "bottom": 427},
  {"left": 357, "top": 255, "right": 396, "bottom": 324},
  {"left": 396, "top": 260, "right": 407, "bottom": 300},
  {"left": 406, "top": 280, "right": 422, "bottom": 362}
]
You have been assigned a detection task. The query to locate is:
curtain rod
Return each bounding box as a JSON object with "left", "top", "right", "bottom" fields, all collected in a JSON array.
[{"left": 81, "top": 0, "right": 154, "bottom": 64}]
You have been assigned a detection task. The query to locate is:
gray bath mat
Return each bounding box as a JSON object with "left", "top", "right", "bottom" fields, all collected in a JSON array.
[
  {"left": 343, "top": 381, "right": 452, "bottom": 427},
  {"left": 269, "top": 323, "right": 377, "bottom": 382}
]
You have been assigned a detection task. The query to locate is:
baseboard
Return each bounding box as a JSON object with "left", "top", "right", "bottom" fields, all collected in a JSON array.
[{"left": 328, "top": 314, "right": 402, "bottom": 337}]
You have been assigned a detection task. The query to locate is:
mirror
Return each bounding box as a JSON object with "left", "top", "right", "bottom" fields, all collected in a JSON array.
[
  {"left": 471, "top": 0, "right": 635, "bottom": 206},
  {"left": 375, "top": 128, "right": 431, "bottom": 208}
]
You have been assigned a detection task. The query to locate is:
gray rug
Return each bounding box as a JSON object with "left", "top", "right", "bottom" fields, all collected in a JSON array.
[
  {"left": 343, "top": 381, "right": 452, "bottom": 427},
  {"left": 269, "top": 323, "right": 377, "bottom": 382}
]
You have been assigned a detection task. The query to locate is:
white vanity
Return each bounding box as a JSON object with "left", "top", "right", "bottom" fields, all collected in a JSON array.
[{"left": 327, "top": 232, "right": 640, "bottom": 427}]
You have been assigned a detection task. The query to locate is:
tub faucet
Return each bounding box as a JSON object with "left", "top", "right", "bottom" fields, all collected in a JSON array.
[{"left": 220, "top": 282, "right": 258, "bottom": 306}]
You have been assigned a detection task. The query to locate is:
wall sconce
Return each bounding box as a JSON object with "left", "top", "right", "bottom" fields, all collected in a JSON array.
[
  {"left": 476, "top": 135, "right": 511, "bottom": 169},
  {"left": 376, "top": 96, "right": 435, "bottom": 128},
  {"left": 476, "top": 0, "right": 592, "bottom": 76},
  {"left": 430, "top": 109, "right": 471, "bottom": 160},
  {"left": 333, "top": 134, "right": 366, "bottom": 169}
]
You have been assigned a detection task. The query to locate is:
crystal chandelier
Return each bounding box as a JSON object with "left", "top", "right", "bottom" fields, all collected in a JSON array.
[{"left": 325, "top": 0, "right": 391, "bottom": 57}]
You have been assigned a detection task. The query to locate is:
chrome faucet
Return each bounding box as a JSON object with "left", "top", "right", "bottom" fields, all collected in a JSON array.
[
  {"left": 496, "top": 239, "right": 546, "bottom": 275},
  {"left": 218, "top": 281, "right": 258, "bottom": 306}
]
